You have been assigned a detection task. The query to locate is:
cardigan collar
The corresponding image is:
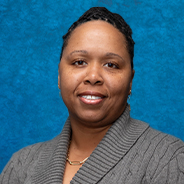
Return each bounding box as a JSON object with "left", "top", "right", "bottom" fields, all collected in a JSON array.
[
  {"left": 31, "top": 106, "right": 149, "bottom": 184},
  {"left": 31, "top": 120, "right": 71, "bottom": 184}
]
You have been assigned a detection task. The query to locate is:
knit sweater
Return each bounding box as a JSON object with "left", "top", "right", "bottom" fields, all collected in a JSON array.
[{"left": 1, "top": 107, "right": 184, "bottom": 184}]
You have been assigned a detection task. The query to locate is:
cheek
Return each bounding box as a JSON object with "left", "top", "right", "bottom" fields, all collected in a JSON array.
[
  {"left": 106, "top": 74, "right": 131, "bottom": 96},
  {"left": 60, "top": 73, "right": 72, "bottom": 93},
  {"left": 59, "top": 69, "right": 83, "bottom": 95}
]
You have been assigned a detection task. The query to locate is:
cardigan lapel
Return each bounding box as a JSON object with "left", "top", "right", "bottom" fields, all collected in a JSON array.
[
  {"left": 71, "top": 107, "right": 149, "bottom": 184},
  {"left": 30, "top": 119, "right": 71, "bottom": 184},
  {"left": 29, "top": 107, "right": 149, "bottom": 184}
]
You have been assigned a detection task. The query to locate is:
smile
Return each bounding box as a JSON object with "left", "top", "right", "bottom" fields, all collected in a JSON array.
[
  {"left": 82, "top": 95, "right": 102, "bottom": 100},
  {"left": 78, "top": 92, "right": 106, "bottom": 105}
]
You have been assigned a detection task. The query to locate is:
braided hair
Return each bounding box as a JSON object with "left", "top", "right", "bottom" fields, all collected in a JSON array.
[{"left": 60, "top": 7, "right": 135, "bottom": 69}]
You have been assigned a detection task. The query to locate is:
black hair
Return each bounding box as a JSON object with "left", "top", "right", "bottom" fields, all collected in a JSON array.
[{"left": 60, "top": 7, "right": 135, "bottom": 69}]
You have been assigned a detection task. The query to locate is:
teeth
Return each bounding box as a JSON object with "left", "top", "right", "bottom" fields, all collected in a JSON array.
[{"left": 82, "top": 95, "right": 101, "bottom": 100}]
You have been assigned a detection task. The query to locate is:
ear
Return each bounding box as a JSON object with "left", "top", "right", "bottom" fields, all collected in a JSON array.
[
  {"left": 58, "top": 75, "right": 60, "bottom": 89},
  {"left": 129, "top": 70, "right": 135, "bottom": 94},
  {"left": 58, "top": 65, "right": 61, "bottom": 89}
]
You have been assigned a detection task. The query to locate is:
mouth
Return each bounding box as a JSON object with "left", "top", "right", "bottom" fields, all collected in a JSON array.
[
  {"left": 78, "top": 91, "right": 106, "bottom": 105},
  {"left": 81, "top": 95, "right": 102, "bottom": 100}
]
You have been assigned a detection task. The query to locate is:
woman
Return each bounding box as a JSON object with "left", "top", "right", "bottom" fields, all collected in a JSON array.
[{"left": 1, "top": 7, "right": 184, "bottom": 184}]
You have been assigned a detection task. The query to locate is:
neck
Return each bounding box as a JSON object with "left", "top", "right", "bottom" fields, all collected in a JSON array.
[{"left": 68, "top": 117, "right": 112, "bottom": 160}]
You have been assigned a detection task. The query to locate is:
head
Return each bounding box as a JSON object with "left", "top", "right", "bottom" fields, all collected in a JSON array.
[
  {"left": 60, "top": 7, "right": 135, "bottom": 70},
  {"left": 58, "top": 7, "right": 135, "bottom": 128}
]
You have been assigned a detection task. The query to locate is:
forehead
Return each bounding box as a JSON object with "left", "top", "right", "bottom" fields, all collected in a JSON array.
[
  {"left": 70, "top": 20, "right": 125, "bottom": 40},
  {"left": 64, "top": 20, "right": 128, "bottom": 54}
]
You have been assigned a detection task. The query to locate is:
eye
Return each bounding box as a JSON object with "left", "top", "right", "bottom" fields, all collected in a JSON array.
[
  {"left": 104, "top": 62, "right": 119, "bottom": 69},
  {"left": 73, "top": 60, "right": 87, "bottom": 66}
]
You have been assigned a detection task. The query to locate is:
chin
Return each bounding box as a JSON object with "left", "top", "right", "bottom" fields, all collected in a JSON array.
[
  {"left": 75, "top": 111, "right": 119, "bottom": 128},
  {"left": 80, "top": 114, "right": 105, "bottom": 124}
]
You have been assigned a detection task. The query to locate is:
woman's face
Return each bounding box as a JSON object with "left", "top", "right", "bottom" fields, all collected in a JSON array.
[{"left": 58, "top": 21, "right": 134, "bottom": 128}]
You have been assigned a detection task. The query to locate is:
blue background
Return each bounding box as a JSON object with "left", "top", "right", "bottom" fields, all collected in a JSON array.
[{"left": 0, "top": 0, "right": 184, "bottom": 172}]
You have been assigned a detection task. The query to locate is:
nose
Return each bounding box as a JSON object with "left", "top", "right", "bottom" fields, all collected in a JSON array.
[{"left": 83, "top": 63, "right": 104, "bottom": 85}]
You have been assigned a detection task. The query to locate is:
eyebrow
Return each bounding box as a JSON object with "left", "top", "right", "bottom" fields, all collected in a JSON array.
[
  {"left": 69, "top": 50, "right": 125, "bottom": 62},
  {"left": 105, "top": 52, "right": 125, "bottom": 62},
  {"left": 69, "top": 50, "right": 88, "bottom": 56}
]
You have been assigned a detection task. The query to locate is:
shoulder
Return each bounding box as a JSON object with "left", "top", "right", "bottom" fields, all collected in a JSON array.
[
  {"left": 143, "top": 122, "right": 184, "bottom": 155},
  {"left": 12, "top": 133, "right": 61, "bottom": 165},
  {"left": 131, "top": 118, "right": 184, "bottom": 151},
  {"left": 0, "top": 134, "right": 60, "bottom": 184},
  {"left": 131, "top": 118, "right": 184, "bottom": 183},
  {"left": 129, "top": 118, "right": 184, "bottom": 170}
]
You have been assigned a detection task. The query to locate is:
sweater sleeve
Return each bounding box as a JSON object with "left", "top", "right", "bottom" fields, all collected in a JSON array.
[
  {"left": 151, "top": 152, "right": 184, "bottom": 184},
  {"left": 0, "top": 143, "right": 43, "bottom": 184},
  {"left": 0, "top": 155, "right": 20, "bottom": 184}
]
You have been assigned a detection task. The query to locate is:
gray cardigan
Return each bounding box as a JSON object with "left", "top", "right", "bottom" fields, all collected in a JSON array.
[{"left": 1, "top": 107, "right": 184, "bottom": 184}]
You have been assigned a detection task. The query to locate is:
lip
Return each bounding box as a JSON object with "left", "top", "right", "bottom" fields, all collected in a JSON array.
[{"left": 78, "top": 91, "right": 107, "bottom": 105}]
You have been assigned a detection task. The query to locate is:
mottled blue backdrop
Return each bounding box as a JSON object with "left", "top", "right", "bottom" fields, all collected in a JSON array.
[{"left": 0, "top": 0, "right": 184, "bottom": 172}]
